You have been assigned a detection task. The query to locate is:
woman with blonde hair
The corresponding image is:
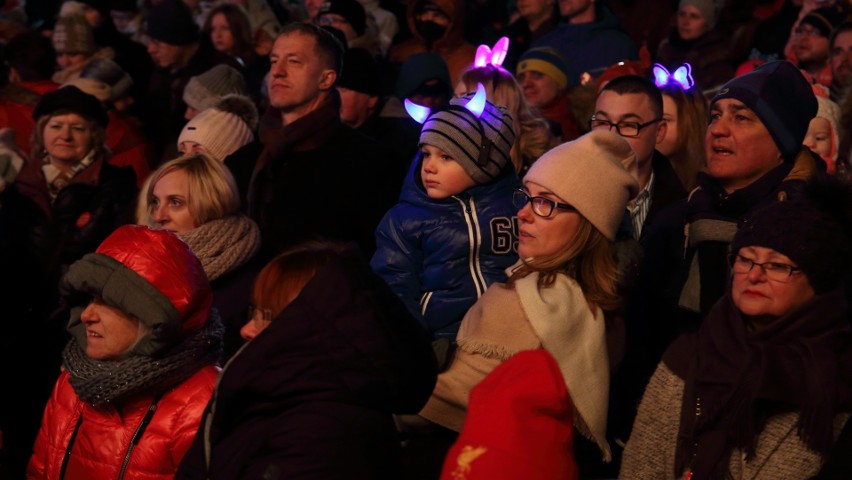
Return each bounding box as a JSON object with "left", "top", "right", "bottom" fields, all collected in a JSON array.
[
  {"left": 455, "top": 64, "right": 557, "bottom": 175},
  {"left": 418, "top": 131, "right": 640, "bottom": 465},
  {"left": 139, "top": 153, "right": 261, "bottom": 358}
]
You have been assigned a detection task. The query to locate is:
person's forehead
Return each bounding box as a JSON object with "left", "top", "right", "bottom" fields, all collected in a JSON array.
[
  {"left": 710, "top": 97, "right": 753, "bottom": 113},
  {"left": 272, "top": 32, "right": 317, "bottom": 53},
  {"left": 595, "top": 90, "right": 656, "bottom": 117},
  {"left": 834, "top": 30, "right": 852, "bottom": 49}
]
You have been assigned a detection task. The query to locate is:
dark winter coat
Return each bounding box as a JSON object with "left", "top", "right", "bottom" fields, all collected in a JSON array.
[
  {"left": 175, "top": 247, "right": 438, "bottom": 480},
  {"left": 656, "top": 30, "right": 735, "bottom": 92},
  {"left": 248, "top": 96, "right": 402, "bottom": 259},
  {"left": 371, "top": 159, "right": 519, "bottom": 339},
  {"left": 533, "top": 3, "right": 637, "bottom": 86}
]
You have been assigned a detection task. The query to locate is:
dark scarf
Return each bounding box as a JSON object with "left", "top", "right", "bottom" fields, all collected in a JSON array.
[
  {"left": 247, "top": 93, "right": 342, "bottom": 217},
  {"left": 62, "top": 313, "right": 224, "bottom": 405},
  {"left": 664, "top": 290, "right": 852, "bottom": 479}
]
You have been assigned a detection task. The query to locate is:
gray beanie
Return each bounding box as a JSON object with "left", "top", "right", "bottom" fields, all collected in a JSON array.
[
  {"left": 418, "top": 93, "right": 516, "bottom": 184},
  {"left": 182, "top": 64, "right": 248, "bottom": 112},
  {"left": 524, "top": 131, "right": 639, "bottom": 240},
  {"left": 680, "top": 0, "right": 719, "bottom": 30},
  {"left": 52, "top": 15, "right": 95, "bottom": 55},
  {"left": 80, "top": 59, "right": 134, "bottom": 102}
]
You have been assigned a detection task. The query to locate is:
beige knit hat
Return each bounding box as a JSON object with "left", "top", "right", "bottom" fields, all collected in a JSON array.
[
  {"left": 182, "top": 64, "right": 248, "bottom": 113},
  {"left": 52, "top": 15, "right": 95, "bottom": 55},
  {"left": 523, "top": 130, "right": 639, "bottom": 240},
  {"left": 177, "top": 95, "right": 257, "bottom": 162}
]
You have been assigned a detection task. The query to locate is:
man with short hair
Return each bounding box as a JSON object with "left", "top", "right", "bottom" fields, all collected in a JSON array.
[
  {"left": 533, "top": 0, "right": 637, "bottom": 86},
  {"left": 830, "top": 21, "right": 852, "bottom": 102},
  {"left": 591, "top": 75, "right": 685, "bottom": 241},
  {"left": 248, "top": 23, "right": 400, "bottom": 258}
]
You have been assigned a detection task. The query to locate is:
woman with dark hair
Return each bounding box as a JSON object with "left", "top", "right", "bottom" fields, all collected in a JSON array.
[
  {"left": 28, "top": 225, "right": 223, "bottom": 479},
  {"left": 621, "top": 178, "right": 852, "bottom": 479},
  {"left": 204, "top": 3, "right": 268, "bottom": 102},
  {"left": 176, "top": 240, "right": 437, "bottom": 479}
]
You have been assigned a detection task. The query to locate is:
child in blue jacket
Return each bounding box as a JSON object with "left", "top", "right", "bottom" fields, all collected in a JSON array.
[{"left": 371, "top": 86, "right": 519, "bottom": 339}]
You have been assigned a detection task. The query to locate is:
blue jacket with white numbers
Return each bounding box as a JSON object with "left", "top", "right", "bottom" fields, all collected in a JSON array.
[{"left": 371, "top": 158, "right": 519, "bottom": 339}]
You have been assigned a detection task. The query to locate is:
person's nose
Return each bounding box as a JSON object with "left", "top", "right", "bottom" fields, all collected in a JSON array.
[
  {"left": 517, "top": 201, "right": 534, "bottom": 223},
  {"left": 746, "top": 263, "right": 768, "bottom": 282},
  {"left": 422, "top": 157, "right": 437, "bottom": 173},
  {"left": 80, "top": 302, "right": 98, "bottom": 324},
  {"left": 240, "top": 320, "right": 260, "bottom": 341},
  {"left": 152, "top": 203, "right": 168, "bottom": 226},
  {"left": 708, "top": 116, "right": 729, "bottom": 138}
]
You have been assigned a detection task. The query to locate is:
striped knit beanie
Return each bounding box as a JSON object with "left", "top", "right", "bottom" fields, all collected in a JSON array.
[
  {"left": 517, "top": 47, "right": 568, "bottom": 90},
  {"left": 418, "top": 93, "right": 516, "bottom": 184}
]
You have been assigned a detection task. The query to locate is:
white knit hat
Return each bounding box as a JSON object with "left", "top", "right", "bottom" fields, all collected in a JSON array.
[
  {"left": 815, "top": 94, "right": 841, "bottom": 165},
  {"left": 182, "top": 64, "right": 248, "bottom": 112},
  {"left": 524, "top": 130, "right": 639, "bottom": 240},
  {"left": 177, "top": 95, "right": 257, "bottom": 162}
]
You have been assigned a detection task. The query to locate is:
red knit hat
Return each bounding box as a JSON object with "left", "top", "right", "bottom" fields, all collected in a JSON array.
[{"left": 439, "top": 350, "right": 579, "bottom": 480}]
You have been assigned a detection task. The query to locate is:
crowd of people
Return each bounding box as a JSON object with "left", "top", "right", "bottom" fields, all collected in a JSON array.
[{"left": 0, "top": 0, "right": 852, "bottom": 479}]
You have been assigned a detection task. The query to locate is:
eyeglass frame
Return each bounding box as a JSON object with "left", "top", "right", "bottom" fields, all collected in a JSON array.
[
  {"left": 247, "top": 305, "right": 274, "bottom": 328},
  {"left": 793, "top": 25, "right": 824, "bottom": 37},
  {"left": 727, "top": 253, "right": 803, "bottom": 282},
  {"left": 513, "top": 189, "right": 576, "bottom": 218},
  {"left": 316, "top": 15, "right": 350, "bottom": 26},
  {"left": 588, "top": 116, "right": 663, "bottom": 138}
]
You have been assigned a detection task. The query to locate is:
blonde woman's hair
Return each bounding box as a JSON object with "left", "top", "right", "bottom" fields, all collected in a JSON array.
[
  {"left": 139, "top": 152, "right": 240, "bottom": 228},
  {"left": 507, "top": 217, "right": 621, "bottom": 312},
  {"left": 661, "top": 84, "right": 708, "bottom": 190},
  {"left": 458, "top": 65, "right": 556, "bottom": 173}
]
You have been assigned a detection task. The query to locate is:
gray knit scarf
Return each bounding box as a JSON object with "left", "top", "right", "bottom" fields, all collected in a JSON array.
[
  {"left": 178, "top": 215, "right": 261, "bottom": 281},
  {"left": 62, "top": 313, "right": 224, "bottom": 405}
]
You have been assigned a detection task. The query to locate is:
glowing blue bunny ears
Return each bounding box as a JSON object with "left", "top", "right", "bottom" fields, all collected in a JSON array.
[
  {"left": 653, "top": 63, "right": 694, "bottom": 90},
  {"left": 404, "top": 82, "right": 487, "bottom": 124},
  {"left": 474, "top": 37, "right": 509, "bottom": 68}
]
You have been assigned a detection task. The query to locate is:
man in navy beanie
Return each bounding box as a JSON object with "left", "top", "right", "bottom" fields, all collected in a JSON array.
[{"left": 636, "top": 60, "right": 823, "bottom": 381}]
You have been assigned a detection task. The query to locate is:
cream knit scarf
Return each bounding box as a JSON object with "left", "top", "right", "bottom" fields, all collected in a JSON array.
[
  {"left": 179, "top": 215, "right": 261, "bottom": 281},
  {"left": 514, "top": 270, "right": 612, "bottom": 462}
]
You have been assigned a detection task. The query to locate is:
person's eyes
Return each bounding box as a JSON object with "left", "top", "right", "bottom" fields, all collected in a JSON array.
[
  {"left": 764, "top": 262, "right": 792, "bottom": 273},
  {"left": 169, "top": 198, "right": 184, "bottom": 207}
]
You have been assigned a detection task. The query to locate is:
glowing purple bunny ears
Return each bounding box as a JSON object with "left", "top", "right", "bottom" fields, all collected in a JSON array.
[
  {"left": 404, "top": 82, "right": 487, "bottom": 124},
  {"left": 653, "top": 63, "right": 694, "bottom": 90},
  {"left": 474, "top": 37, "right": 509, "bottom": 68}
]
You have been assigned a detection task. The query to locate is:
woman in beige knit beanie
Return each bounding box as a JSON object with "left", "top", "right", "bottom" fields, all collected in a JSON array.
[{"left": 417, "top": 130, "right": 639, "bottom": 464}]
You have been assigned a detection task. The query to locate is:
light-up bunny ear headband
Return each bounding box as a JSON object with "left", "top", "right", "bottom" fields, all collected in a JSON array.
[
  {"left": 404, "top": 83, "right": 493, "bottom": 167},
  {"left": 652, "top": 63, "right": 694, "bottom": 90},
  {"left": 474, "top": 36, "right": 509, "bottom": 68}
]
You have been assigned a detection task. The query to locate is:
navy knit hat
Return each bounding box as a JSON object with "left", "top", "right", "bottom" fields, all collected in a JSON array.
[
  {"left": 418, "top": 91, "right": 516, "bottom": 184},
  {"left": 517, "top": 47, "right": 569, "bottom": 89},
  {"left": 396, "top": 52, "right": 451, "bottom": 99},
  {"left": 145, "top": 0, "right": 200, "bottom": 46},
  {"left": 33, "top": 85, "right": 109, "bottom": 127},
  {"left": 711, "top": 60, "right": 816, "bottom": 162},
  {"left": 730, "top": 177, "right": 852, "bottom": 294},
  {"left": 318, "top": 0, "right": 367, "bottom": 36}
]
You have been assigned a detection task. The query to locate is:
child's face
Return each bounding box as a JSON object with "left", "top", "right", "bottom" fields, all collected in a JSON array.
[{"left": 420, "top": 145, "right": 477, "bottom": 199}]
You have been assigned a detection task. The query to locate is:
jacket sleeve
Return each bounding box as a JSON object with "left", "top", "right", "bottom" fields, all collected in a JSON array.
[
  {"left": 370, "top": 207, "right": 426, "bottom": 326},
  {"left": 27, "top": 373, "right": 73, "bottom": 480},
  {"left": 619, "top": 363, "right": 683, "bottom": 480}
]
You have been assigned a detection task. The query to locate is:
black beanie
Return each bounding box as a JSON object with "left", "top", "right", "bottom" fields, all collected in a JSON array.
[
  {"left": 145, "top": 0, "right": 200, "bottom": 46},
  {"left": 800, "top": 5, "right": 846, "bottom": 38},
  {"left": 338, "top": 48, "right": 381, "bottom": 96},
  {"left": 711, "top": 60, "right": 816, "bottom": 162},
  {"left": 33, "top": 85, "right": 109, "bottom": 127},
  {"left": 319, "top": 0, "right": 367, "bottom": 36},
  {"left": 730, "top": 177, "right": 852, "bottom": 294}
]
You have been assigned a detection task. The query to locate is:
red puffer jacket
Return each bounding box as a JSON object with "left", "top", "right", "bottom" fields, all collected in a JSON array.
[{"left": 28, "top": 367, "right": 218, "bottom": 480}]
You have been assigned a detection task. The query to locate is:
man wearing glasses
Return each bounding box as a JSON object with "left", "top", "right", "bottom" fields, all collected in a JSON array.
[{"left": 590, "top": 75, "right": 686, "bottom": 241}]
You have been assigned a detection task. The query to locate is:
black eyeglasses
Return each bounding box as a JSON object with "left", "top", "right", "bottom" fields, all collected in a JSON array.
[
  {"left": 513, "top": 189, "right": 575, "bottom": 218},
  {"left": 588, "top": 116, "right": 662, "bottom": 138},
  {"left": 728, "top": 254, "right": 802, "bottom": 283}
]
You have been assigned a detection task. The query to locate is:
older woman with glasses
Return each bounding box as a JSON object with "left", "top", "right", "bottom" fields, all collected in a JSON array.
[
  {"left": 417, "top": 130, "right": 639, "bottom": 464},
  {"left": 621, "top": 178, "right": 852, "bottom": 479}
]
